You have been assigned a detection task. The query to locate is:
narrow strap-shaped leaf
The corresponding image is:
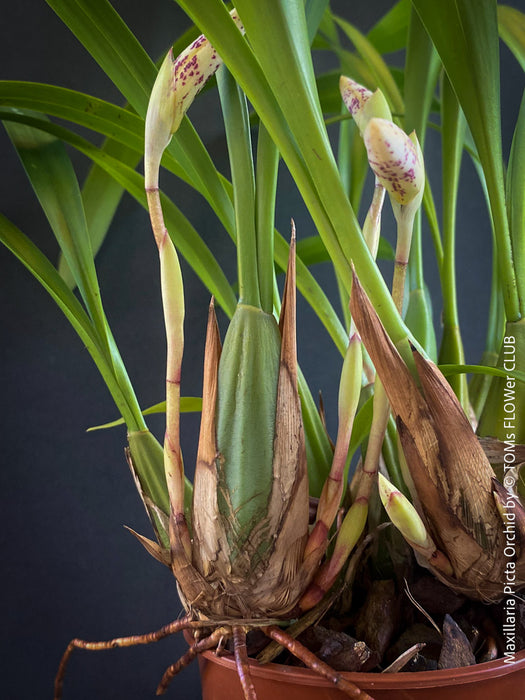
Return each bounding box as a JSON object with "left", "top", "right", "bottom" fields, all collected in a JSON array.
[
  {"left": 47, "top": 0, "right": 235, "bottom": 237},
  {"left": 47, "top": 0, "right": 154, "bottom": 108},
  {"left": 255, "top": 125, "right": 279, "bottom": 314},
  {"left": 403, "top": 9, "right": 440, "bottom": 143},
  {"left": 440, "top": 363, "right": 525, "bottom": 385},
  {"left": 4, "top": 116, "right": 146, "bottom": 431},
  {"left": 72, "top": 139, "right": 139, "bottom": 284},
  {"left": 175, "top": 1, "right": 351, "bottom": 292},
  {"left": 88, "top": 397, "right": 203, "bottom": 431},
  {"left": 403, "top": 8, "right": 440, "bottom": 359},
  {"left": 5, "top": 119, "right": 109, "bottom": 342},
  {"left": 0, "top": 213, "right": 140, "bottom": 429},
  {"left": 413, "top": 0, "right": 519, "bottom": 323},
  {"left": 1, "top": 110, "right": 237, "bottom": 317},
  {"left": 3, "top": 105, "right": 345, "bottom": 361},
  {"left": 297, "top": 235, "right": 394, "bottom": 265},
  {"left": 0, "top": 85, "right": 225, "bottom": 277},
  {"left": 440, "top": 73, "right": 467, "bottom": 334},
  {"left": 333, "top": 15, "right": 404, "bottom": 116},
  {"left": 305, "top": 0, "right": 330, "bottom": 43},
  {"left": 438, "top": 73, "right": 468, "bottom": 408},
  {"left": 498, "top": 5, "right": 525, "bottom": 71},
  {"left": 177, "top": 0, "right": 411, "bottom": 352},
  {"left": 367, "top": 0, "right": 411, "bottom": 54},
  {"left": 507, "top": 92, "right": 525, "bottom": 313},
  {"left": 0, "top": 83, "right": 235, "bottom": 245},
  {"left": 217, "top": 67, "right": 260, "bottom": 308},
  {"left": 463, "top": 128, "right": 506, "bottom": 361},
  {"left": 0, "top": 82, "right": 144, "bottom": 153},
  {"left": 0, "top": 82, "right": 192, "bottom": 184}
]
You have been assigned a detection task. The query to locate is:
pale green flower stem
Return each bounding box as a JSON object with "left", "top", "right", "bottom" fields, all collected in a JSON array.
[
  {"left": 311, "top": 202, "right": 416, "bottom": 601},
  {"left": 145, "top": 185, "right": 190, "bottom": 558}
]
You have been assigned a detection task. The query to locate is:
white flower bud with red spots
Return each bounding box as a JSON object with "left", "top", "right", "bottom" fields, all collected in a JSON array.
[
  {"left": 339, "top": 75, "right": 391, "bottom": 135},
  {"left": 363, "top": 118, "right": 424, "bottom": 206},
  {"left": 145, "top": 9, "right": 244, "bottom": 188}
]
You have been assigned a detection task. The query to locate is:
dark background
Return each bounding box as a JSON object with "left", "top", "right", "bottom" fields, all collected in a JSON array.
[{"left": 1, "top": 1, "right": 523, "bottom": 699}]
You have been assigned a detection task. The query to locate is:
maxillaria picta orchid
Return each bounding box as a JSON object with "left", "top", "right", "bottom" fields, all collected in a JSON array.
[
  {"left": 51, "top": 9, "right": 525, "bottom": 694},
  {"left": 4, "top": 2, "right": 523, "bottom": 698},
  {"left": 53, "top": 15, "right": 375, "bottom": 700}
]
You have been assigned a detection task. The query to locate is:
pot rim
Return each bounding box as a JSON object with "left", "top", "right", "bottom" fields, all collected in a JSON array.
[{"left": 198, "top": 645, "right": 525, "bottom": 689}]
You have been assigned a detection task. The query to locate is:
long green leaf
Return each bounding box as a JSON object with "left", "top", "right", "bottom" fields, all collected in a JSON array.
[
  {"left": 507, "top": 92, "right": 525, "bottom": 313},
  {"left": 0, "top": 82, "right": 143, "bottom": 153},
  {"left": 0, "top": 214, "right": 139, "bottom": 428},
  {"left": 498, "top": 5, "right": 525, "bottom": 71},
  {"left": 2, "top": 105, "right": 345, "bottom": 364},
  {"left": 412, "top": 0, "right": 520, "bottom": 323},
  {"left": 177, "top": 0, "right": 411, "bottom": 354},
  {"left": 47, "top": 0, "right": 154, "bottom": 107},
  {"left": 439, "top": 363, "right": 525, "bottom": 385},
  {"left": 403, "top": 8, "right": 440, "bottom": 359},
  {"left": 47, "top": 0, "right": 234, "bottom": 236},
  {"left": 255, "top": 125, "right": 279, "bottom": 314},
  {"left": 70, "top": 139, "right": 139, "bottom": 285},
  {"left": 403, "top": 9, "right": 440, "bottom": 142},
  {"left": 217, "top": 67, "right": 260, "bottom": 308},
  {"left": 0, "top": 82, "right": 194, "bottom": 183},
  {"left": 333, "top": 15, "right": 404, "bottom": 116},
  {"left": 4, "top": 117, "right": 146, "bottom": 431},
  {"left": 297, "top": 235, "right": 394, "bottom": 266},
  {"left": 88, "top": 397, "right": 203, "bottom": 431},
  {"left": 5, "top": 120, "right": 104, "bottom": 324},
  {"left": 1, "top": 109, "right": 237, "bottom": 317},
  {"left": 438, "top": 73, "right": 468, "bottom": 403},
  {"left": 367, "top": 0, "right": 411, "bottom": 54}
]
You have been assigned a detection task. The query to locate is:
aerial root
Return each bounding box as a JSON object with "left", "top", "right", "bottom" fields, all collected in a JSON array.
[
  {"left": 54, "top": 615, "right": 194, "bottom": 700},
  {"left": 233, "top": 627, "right": 257, "bottom": 700},
  {"left": 262, "top": 625, "right": 374, "bottom": 700},
  {"left": 156, "top": 626, "right": 231, "bottom": 695},
  {"left": 54, "top": 616, "right": 375, "bottom": 700}
]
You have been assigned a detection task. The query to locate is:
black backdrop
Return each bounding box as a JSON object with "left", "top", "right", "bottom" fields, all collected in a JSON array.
[{"left": 1, "top": 1, "right": 523, "bottom": 699}]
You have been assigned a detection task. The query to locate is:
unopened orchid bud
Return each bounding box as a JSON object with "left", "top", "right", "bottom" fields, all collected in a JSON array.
[
  {"left": 339, "top": 76, "right": 391, "bottom": 135},
  {"left": 378, "top": 473, "right": 429, "bottom": 547},
  {"left": 378, "top": 473, "right": 453, "bottom": 576},
  {"left": 363, "top": 118, "right": 424, "bottom": 206},
  {"left": 145, "top": 9, "right": 244, "bottom": 188}
]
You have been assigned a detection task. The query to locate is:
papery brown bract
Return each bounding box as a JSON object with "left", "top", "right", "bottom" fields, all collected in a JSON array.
[{"left": 350, "top": 270, "right": 524, "bottom": 601}]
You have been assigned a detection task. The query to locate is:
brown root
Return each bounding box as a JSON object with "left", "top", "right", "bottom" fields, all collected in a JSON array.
[
  {"left": 54, "top": 615, "right": 193, "bottom": 700},
  {"left": 156, "top": 626, "right": 231, "bottom": 695},
  {"left": 233, "top": 627, "right": 257, "bottom": 700},
  {"left": 262, "top": 625, "right": 374, "bottom": 699},
  {"left": 55, "top": 615, "right": 377, "bottom": 700}
]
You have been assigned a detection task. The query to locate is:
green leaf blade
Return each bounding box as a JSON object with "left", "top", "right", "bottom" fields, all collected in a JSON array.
[{"left": 412, "top": 0, "right": 519, "bottom": 323}]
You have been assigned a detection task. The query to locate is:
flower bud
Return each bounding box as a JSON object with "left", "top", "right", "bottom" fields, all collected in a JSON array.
[
  {"left": 363, "top": 118, "right": 424, "bottom": 206},
  {"left": 145, "top": 9, "right": 244, "bottom": 188},
  {"left": 378, "top": 473, "right": 430, "bottom": 548},
  {"left": 339, "top": 75, "right": 391, "bottom": 135}
]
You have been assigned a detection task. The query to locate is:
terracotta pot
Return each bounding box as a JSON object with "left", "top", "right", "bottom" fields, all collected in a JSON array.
[{"left": 197, "top": 646, "right": 525, "bottom": 700}]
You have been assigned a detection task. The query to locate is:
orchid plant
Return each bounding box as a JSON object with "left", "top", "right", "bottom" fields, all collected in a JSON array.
[{"left": 2, "top": 1, "right": 525, "bottom": 699}]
